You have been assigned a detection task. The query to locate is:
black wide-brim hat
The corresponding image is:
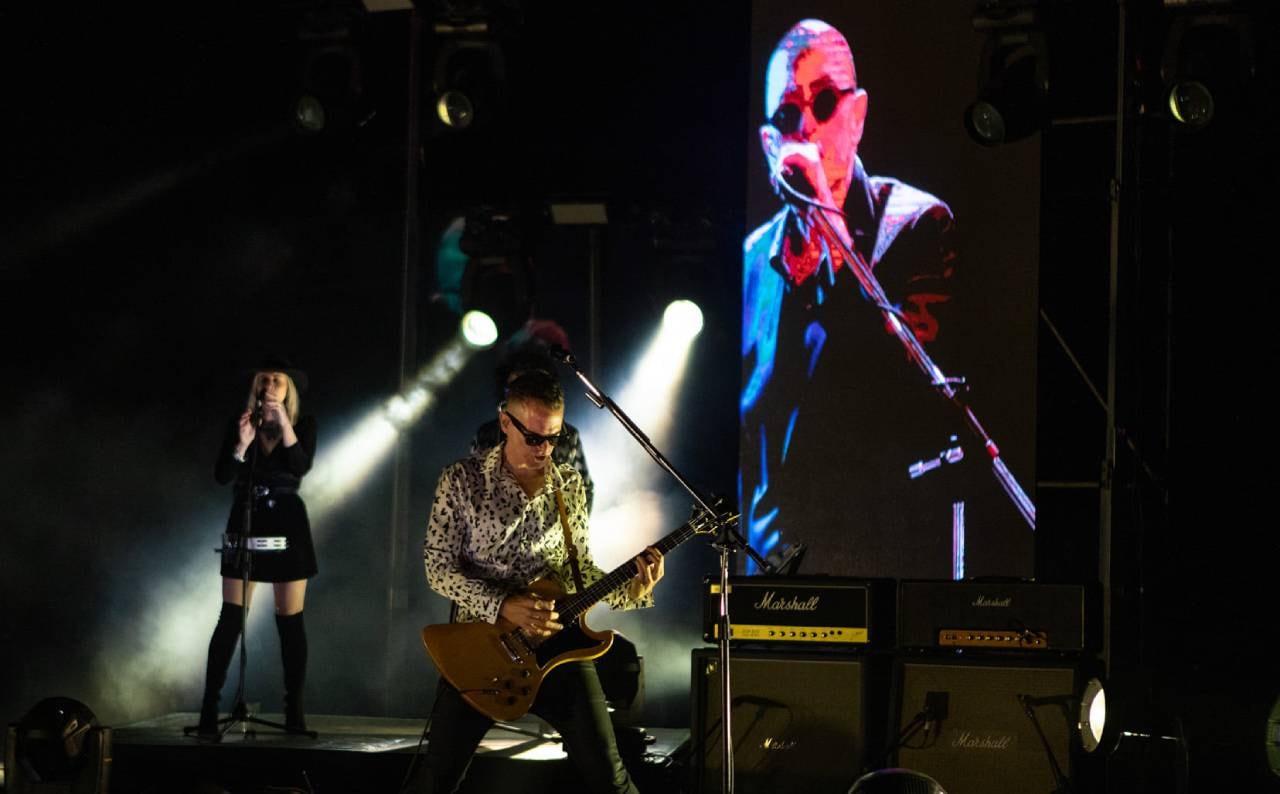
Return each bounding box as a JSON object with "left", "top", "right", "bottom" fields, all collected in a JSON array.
[{"left": 243, "top": 354, "right": 309, "bottom": 392}]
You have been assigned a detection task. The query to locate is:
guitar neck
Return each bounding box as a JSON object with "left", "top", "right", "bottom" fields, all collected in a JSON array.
[{"left": 558, "top": 520, "right": 700, "bottom": 623}]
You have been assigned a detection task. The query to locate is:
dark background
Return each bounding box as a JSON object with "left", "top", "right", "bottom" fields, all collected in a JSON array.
[{"left": 2, "top": 1, "right": 1279, "bottom": 790}]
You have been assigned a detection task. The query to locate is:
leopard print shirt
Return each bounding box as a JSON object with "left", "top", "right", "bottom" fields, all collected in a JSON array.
[{"left": 424, "top": 443, "right": 651, "bottom": 624}]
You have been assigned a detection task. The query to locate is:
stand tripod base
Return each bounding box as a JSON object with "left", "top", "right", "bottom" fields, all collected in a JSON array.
[{"left": 182, "top": 701, "right": 318, "bottom": 741}]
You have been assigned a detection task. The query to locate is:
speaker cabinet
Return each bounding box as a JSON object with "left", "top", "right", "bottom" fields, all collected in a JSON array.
[
  {"left": 691, "top": 648, "right": 871, "bottom": 794},
  {"left": 893, "top": 658, "right": 1077, "bottom": 794}
]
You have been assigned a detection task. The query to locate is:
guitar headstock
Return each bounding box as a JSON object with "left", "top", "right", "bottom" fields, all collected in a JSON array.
[{"left": 689, "top": 504, "right": 740, "bottom": 536}]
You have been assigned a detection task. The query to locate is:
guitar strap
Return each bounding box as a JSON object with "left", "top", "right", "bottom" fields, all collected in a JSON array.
[{"left": 554, "top": 488, "right": 587, "bottom": 594}]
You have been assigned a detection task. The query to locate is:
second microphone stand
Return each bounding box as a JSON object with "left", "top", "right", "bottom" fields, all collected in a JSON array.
[
  {"left": 186, "top": 417, "right": 317, "bottom": 741},
  {"left": 794, "top": 186, "right": 1036, "bottom": 529},
  {"left": 552, "top": 346, "right": 769, "bottom": 794}
]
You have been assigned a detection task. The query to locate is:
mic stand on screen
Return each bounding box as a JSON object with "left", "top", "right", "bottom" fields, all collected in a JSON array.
[
  {"left": 796, "top": 192, "right": 1036, "bottom": 529},
  {"left": 551, "top": 345, "right": 770, "bottom": 794}
]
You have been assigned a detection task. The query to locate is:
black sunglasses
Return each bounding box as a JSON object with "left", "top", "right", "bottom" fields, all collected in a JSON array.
[
  {"left": 503, "top": 410, "right": 564, "bottom": 448},
  {"left": 769, "top": 86, "right": 856, "bottom": 134}
]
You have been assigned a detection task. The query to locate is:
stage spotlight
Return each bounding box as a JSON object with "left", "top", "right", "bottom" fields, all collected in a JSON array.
[
  {"left": 292, "top": 95, "right": 326, "bottom": 135},
  {"left": 1078, "top": 676, "right": 1108, "bottom": 753},
  {"left": 289, "top": 8, "right": 366, "bottom": 136},
  {"left": 662, "top": 299, "right": 704, "bottom": 340},
  {"left": 435, "top": 89, "right": 474, "bottom": 129},
  {"left": 460, "top": 256, "right": 532, "bottom": 342},
  {"left": 578, "top": 302, "right": 706, "bottom": 567},
  {"left": 1076, "top": 674, "right": 1184, "bottom": 761},
  {"left": 965, "top": 6, "right": 1048, "bottom": 147},
  {"left": 6, "top": 697, "right": 111, "bottom": 794},
  {"left": 847, "top": 767, "right": 946, "bottom": 794},
  {"left": 1166, "top": 80, "right": 1214, "bottom": 129},
  {"left": 625, "top": 305, "right": 704, "bottom": 434},
  {"left": 295, "top": 47, "right": 363, "bottom": 135},
  {"left": 457, "top": 209, "right": 535, "bottom": 342},
  {"left": 460, "top": 310, "right": 498, "bottom": 348},
  {"left": 431, "top": 39, "right": 505, "bottom": 132},
  {"left": 1161, "top": 12, "right": 1254, "bottom": 132}
]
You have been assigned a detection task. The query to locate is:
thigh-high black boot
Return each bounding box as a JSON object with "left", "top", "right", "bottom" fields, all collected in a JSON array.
[
  {"left": 276, "top": 611, "right": 308, "bottom": 731},
  {"left": 199, "top": 601, "right": 244, "bottom": 737}
]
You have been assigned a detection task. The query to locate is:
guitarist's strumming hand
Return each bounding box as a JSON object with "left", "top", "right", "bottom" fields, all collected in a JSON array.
[
  {"left": 626, "top": 546, "right": 665, "bottom": 601},
  {"left": 500, "top": 594, "right": 563, "bottom": 638}
]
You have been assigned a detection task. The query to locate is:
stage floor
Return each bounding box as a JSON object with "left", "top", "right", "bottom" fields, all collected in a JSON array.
[{"left": 108, "top": 712, "right": 692, "bottom": 794}]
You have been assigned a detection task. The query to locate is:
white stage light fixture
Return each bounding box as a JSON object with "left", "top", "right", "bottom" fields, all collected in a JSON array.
[
  {"left": 460, "top": 310, "right": 499, "bottom": 348},
  {"left": 662, "top": 299, "right": 704, "bottom": 340}
]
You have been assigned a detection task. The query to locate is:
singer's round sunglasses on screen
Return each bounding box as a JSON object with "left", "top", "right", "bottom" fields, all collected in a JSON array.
[
  {"left": 769, "top": 86, "right": 856, "bottom": 134},
  {"left": 502, "top": 409, "right": 564, "bottom": 448}
]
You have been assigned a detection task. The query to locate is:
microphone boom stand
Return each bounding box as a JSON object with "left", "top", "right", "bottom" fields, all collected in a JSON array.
[{"left": 552, "top": 347, "right": 771, "bottom": 794}]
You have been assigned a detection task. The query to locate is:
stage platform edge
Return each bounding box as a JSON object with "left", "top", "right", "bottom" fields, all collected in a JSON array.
[{"left": 106, "top": 712, "right": 691, "bottom": 794}]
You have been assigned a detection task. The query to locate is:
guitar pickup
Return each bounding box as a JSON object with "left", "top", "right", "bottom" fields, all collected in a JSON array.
[{"left": 499, "top": 633, "right": 523, "bottom": 662}]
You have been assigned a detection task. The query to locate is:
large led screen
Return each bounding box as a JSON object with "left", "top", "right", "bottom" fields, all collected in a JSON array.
[{"left": 741, "top": 5, "right": 1039, "bottom": 580}]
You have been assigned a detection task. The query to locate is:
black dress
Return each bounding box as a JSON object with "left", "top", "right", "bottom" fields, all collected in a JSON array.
[{"left": 214, "top": 415, "right": 319, "bottom": 582}]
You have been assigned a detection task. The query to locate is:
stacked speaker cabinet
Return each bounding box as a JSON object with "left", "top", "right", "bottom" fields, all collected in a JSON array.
[
  {"left": 691, "top": 578, "right": 1089, "bottom": 793},
  {"left": 892, "top": 657, "right": 1078, "bottom": 794},
  {"left": 690, "top": 648, "right": 878, "bottom": 794},
  {"left": 892, "top": 580, "right": 1089, "bottom": 794}
]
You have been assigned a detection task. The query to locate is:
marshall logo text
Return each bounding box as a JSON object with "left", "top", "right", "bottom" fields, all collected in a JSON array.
[
  {"left": 761, "top": 736, "right": 798, "bottom": 751},
  {"left": 752, "top": 591, "right": 820, "bottom": 612},
  {"left": 971, "top": 595, "right": 1013, "bottom": 608},
  {"left": 951, "top": 731, "right": 1014, "bottom": 751}
]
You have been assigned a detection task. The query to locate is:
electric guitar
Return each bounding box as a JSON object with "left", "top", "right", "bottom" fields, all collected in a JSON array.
[{"left": 421, "top": 509, "right": 734, "bottom": 722}]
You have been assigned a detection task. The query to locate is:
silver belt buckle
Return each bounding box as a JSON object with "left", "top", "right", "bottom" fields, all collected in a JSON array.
[{"left": 248, "top": 536, "right": 288, "bottom": 552}]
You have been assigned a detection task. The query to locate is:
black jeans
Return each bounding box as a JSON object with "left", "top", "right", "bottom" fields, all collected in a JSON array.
[{"left": 416, "top": 661, "right": 638, "bottom": 794}]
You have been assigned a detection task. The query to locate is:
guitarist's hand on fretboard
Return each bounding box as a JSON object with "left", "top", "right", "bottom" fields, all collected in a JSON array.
[
  {"left": 625, "top": 546, "right": 665, "bottom": 601},
  {"left": 499, "top": 593, "right": 563, "bottom": 637}
]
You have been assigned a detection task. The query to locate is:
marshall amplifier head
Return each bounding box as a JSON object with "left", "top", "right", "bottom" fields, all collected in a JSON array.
[
  {"left": 702, "top": 575, "right": 894, "bottom": 647},
  {"left": 898, "top": 580, "right": 1086, "bottom": 653}
]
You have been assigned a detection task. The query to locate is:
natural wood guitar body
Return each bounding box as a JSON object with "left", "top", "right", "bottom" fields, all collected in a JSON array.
[
  {"left": 421, "top": 580, "right": 614, "bottom": 721},
  {"left": 421, "top": 510, "right": 733, "bottom": 721}
]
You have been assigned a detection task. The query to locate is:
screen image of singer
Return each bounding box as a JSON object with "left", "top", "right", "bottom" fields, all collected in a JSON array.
[{"left": 740, "top": 4, "right": 1038, "bottom": 582}]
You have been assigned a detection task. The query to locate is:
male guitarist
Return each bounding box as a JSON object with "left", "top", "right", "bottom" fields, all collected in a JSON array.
[{"left": 419, "top": 369, "right": 664, "bottom": 794}]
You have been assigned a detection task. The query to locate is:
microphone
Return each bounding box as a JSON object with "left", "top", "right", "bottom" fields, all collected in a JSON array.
[
  {"left": 251, "top": 387, "right": 266, "bottom": 427},
  {"left": 772, "top": 141, "right": 822, "bottom": 203},
  {"left": 780, "top": 162, "right": 818, "bottom": 199}
]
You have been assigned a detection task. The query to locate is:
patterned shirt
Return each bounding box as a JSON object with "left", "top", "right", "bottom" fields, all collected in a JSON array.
[{"left": 424, "top": 443, "right": 652, "bottom": 624}]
